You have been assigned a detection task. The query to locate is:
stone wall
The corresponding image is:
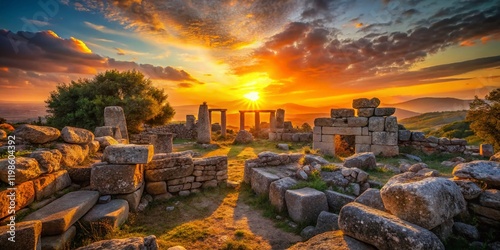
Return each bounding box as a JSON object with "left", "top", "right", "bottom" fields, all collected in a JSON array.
[
  {"left": 312, "top": 98, "right": 399, "bottom": 157},
  {"left": 398, "top": 130, "right": 469, "bottom": 155},
  {"left": 130, "top": 123, "right": 197, "bottom": 144},
  {"left": 268, "top": 132, "right": 313, "bottom": 142}
]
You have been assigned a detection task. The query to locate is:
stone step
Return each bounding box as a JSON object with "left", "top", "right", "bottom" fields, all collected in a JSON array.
[
  {"left": 24, "top": 190, "right": 99, "bottom": 236},
  {"left": 81, "top": 199, "right": 129, "bottom": 232}
]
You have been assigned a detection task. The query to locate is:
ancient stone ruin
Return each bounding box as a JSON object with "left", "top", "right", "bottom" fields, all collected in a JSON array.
[{"left": 313, "top": 98, "right": 399, "bottom": 156}]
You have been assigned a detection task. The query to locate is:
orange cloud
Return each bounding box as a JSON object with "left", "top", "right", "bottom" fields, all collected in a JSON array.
[
  {"left": 70, "top": 37, "right": 92, "bottom": 53},
  {"left": 356, "top": 22, "right": 363, "bottom": 28}
]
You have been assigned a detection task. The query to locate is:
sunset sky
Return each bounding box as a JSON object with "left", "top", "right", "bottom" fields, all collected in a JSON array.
[{"left": 1, "top": 0, "right": 499, "bottom": 116}]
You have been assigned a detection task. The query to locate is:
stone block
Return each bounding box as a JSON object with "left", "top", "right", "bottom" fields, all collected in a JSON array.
[
  {"left": 371, "top": 132, "right": 398, "bottom": 146},
  {"left": 76, "top": 235, "right": 159, "bottom": 250},
  {"left": 480, "top": 144, "right": 494, "bottom": 157},
  {"left": 352, "top": 98, "right": 380, "bottom": 109},
  {"left": 343, "top": 152, "right": 376, "bottom": 170},
  {"left": 91, "top": 164, "right": 144, "bottom": 195},
  {"left": 0, "top": 157, "right": 41, "bottom": 184},
  {"left": 380, "top": 173, "right": 466, "bottom": 229},
  {"left": 30, "top": 149, "right": 62, "bottom": 174},
  {"left": 332, "top": 118, "right": 348, "bottom": 127},
  {"left": 368, "top": 117, "right": 384, "bottom": 132},
  {"left": 371, "top": 145, "right": 399, "bottom": 157},
  {"left": 251, "top": 168, "right": 280, "bottom": 196},
  {"left": 269, "top": 177, "right": 298, "bottom": 213},
  {"left": 0, "top": 220, "right": 42, "bottom": 250},
  {"left": 24, "top": 190, "right": 99, "bottom": 236},
  {"left": 145, "top": 164, "right": 194, "bottom": 182},
  {"left": 0, "top": 181, "right": 35, "bottom": 218},
  {"left": 355, "top": 144, "right": 371, "bottom": 153},
  {"left": 116, "top": 183, "right": 144, "bottom": 212},
  {"left": 384, "top": 116, "right": 398, "bottom": 132},
  {"left": 453, "top": 161, "right": 500, "bottom": 188},
  {"left": 347, "top": 117, "right": 368, "bottom": 127},
  {"left": 81, "top": 199, "right": 129, "bottom": 231},
  {"left": 321, "top": 135, "right": 334, "bottom": 143},
  {"left": 354, "top": 188, "right": 386, "bottom": 211},
  {"left": 356, "top": 108, "right": 374, "bottom": 117},
  {"left": 361, "top": 127, "right": 369, "bottom": 136},
  {"left": 146, "top": 181, "right": 167, "bottom": 195},
  {"left": 103, "top": 144, "right": 154, "bottom": 164},
  {"left": 104, "top": 106, "right": 129, "bottom": 141},
  {"left": 61, "top": 126, "right": 94, "bottom": 144},
  {"left": 56, "top": 143, "right": 86, "bottom": 168},
  {"left": 411, "top": 132, "right": 426, "bottom": 141},
  {"left": 282, "top": 133, "right": 293, "bottom": 141},
  {"left": 324, "top": 190, "right": 356, "bottom": 213},
  {"left": 479, "top": 189, "right": 500, "bottom": 209},
  {"left": 33, "top": 174, "right": 56, "bottom": 201},
  {"left": 285, "top": 188, "right": 329, "bottom": 224},
  {"left": 339, "top": 203, "right": 444, "bottom": 250},
  {"left": 331, "top": 109, "right": 355, "bottom": 118},
  {"left": 202, "top": 180, "right": 218, "bottom": 188},
  {"left": 13, "top": 124, "right": 60, "bottom": 144},
  {"left": 322, "top": 127, "right": 361, "bottom": 135},
  {"left": 373, "top": 108, "right": 395, "bottom": 116},
  {"left": 451, "top": 138, "right": 467, "bottom": 145},
  {"left": 94, "top": 126, "right": 122, "bottom": 139},
  {"left": 398, "top": 130, "right": 411, "bottom": 141},
  {"left": 41, "top": 226, "right": 76, "bottom": 250},
  {"left": 314, "top": 118, "right": 333, "bottom": 127},
  {"left": 313, "top": 141, "right": 334, "bottom": 156},
  {"left": 355, "top": 135, "right": 371, "bottom": 144},
  {"left": 94, "top": 136, "right": 118, "bottom": 150},
  {"left": 268, "top": 132, "right": 277, "bottom": 141},
  {"left": 53, "top": 170, "right": 72, "bottom": 192}
]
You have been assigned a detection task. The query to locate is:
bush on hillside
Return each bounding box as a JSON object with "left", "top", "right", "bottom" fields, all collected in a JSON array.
[
  {"left": 46, "top": 70, "right": 175, "bottom": 133},
  {"left": 466, "top": 88, "right": 500, "bottom": 149}
]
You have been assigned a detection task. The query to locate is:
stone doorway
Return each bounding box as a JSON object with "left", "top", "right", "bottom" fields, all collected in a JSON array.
[{"left": 335, "top": 135, "right": 355, "bottom": 157}]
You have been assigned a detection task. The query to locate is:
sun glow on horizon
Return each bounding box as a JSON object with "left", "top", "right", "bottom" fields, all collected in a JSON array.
[{"left": 244, "top": 91, "right": 260, "bottom": 101}]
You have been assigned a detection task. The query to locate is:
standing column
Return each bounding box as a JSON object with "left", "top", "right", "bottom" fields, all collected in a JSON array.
[
  {"left": 270, "top": 111, "right": 276, "bottom": 132},
  {"left": 239, "top": 111, "right": 245, "bottom": 131},
  {"left": 221, "top": 110, "right": 227, "bottom": 137},
  {"left": 208, "top": 110, "right": 212, "bottom": 125},
  {"left": 197, "top": 102, "right": 211, "bottom": 144},
  {"left": 276, "top": 108, "right": 285, "bottom": 130},
  {"left": 255, "top": 111, "right": 260, "bottom": 131}
]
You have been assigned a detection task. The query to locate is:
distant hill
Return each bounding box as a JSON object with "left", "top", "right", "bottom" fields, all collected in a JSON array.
[
  {"left": 399, "top": 110, "right": 467, "bottom": 131},
  {"left": 386, "top": 97, "right": 472, "bottom": 113},
  {"left": 393, "top": 108, "right": 421, "bottom": 120}
]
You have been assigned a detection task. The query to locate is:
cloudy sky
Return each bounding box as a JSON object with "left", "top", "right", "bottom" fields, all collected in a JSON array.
[{"left": 0, "top": 0, "right": 499, "bottom": 110}]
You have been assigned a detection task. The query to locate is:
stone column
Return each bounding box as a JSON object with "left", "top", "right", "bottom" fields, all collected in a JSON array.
[
  {"left": 255, "top": 111, "right": 260, "bottom": 131},
  {"left": 186, "top": 115, "right": 195, "bottom": 130},
  {"left": 221, "top": 110, "right": 227, "bottom": 137},
  {"left": 240, "top": 111, "right": 245, "bottom": 131},
  {"left": 209, "top": 110, "right": 212, "bottom": 126},
  {"left": 270, "top": 111, "right": 276, "bottom": 132},
  {"left": 197, "top": 102, "right": 211, "bottom": 144},
  {"left": 276, "top": 108, "right": 285, "bottom": 129},
  {"left": 154, "top": 133, "right": 173, "bottom": 154},
  {"left": 104, "top": 106, "right": 129, "bottom": 143}
]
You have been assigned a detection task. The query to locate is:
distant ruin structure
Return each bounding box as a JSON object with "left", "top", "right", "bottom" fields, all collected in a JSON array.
[
  {"left": 239, "top": 110, "right": 277, "bottom": 131},
  {"left": 208, "top": 109, "right": 227, "bottom": 137}
]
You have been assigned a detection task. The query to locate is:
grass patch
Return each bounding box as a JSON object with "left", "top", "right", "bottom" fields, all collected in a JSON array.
[
  {"left": 320, "top": 164, "right": 340, "bottom": 172},
  {"left": 291, "top": 170, "right": 328, "bottom": 192}
]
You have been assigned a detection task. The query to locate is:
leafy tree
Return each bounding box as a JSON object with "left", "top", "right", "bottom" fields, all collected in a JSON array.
[
  {"left": 46, "top": 70, "right": 175, "bottom": 133},
  {"left": 0, "top": 117, "right": 6, "bottom": 124},
  {"left": 300, "top": 122, "right": 312, "bottom": 132},
  {"left": 466, "top": 88, "right": 500, "bottom": 149}
]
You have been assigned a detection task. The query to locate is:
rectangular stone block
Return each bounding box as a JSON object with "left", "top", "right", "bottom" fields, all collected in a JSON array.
[
  {"left": 41, "top": 226, "right": 76, "bottom": 250},
  {"left": 0, "top": 181, "right": 35, "bottom": 219},
  {"left": 0, "top": 220, "right": 41, "bottom": 250},
  {"left": 33, "top": 174, "right": 56, "bottom": 201},
  {"left": 331, "top": 108, "right": 355, "bottom": 118},
  {"left": 368, "top": 117, "right": 385, "bottom": 132},
  {"left": 145, "top": 164, "right": 194, "bottom": 182},
  {"left": 115, "top": 182, "right": 144, "bottom": 212},
  {"left": 268, "top": 132, "right": 277, "bottom": 141},
  {"left": 53, "top": 170, "right": 72, "bottom": 192},
  {"left": 325, "top": 190, "right": 356, "bottom": 213},
  {"left": 371, "top": 145, "right": 399, "bottom": 157},
  {"left": 348, "top": 117, "right": 368, "bottom": 127},
  {"left": 322, "top": 127, "right": 361, "bottom": 135},
  {"left": 372, "top": 132, "right": 398, "bottom": 146},
  {"left": 322, "top": 135, "right": 334, "bottom": 143},
  {"left": 332, "top": 118, "right": 348, "bottom": 127},
  {"left": 91, "top": 164, "right": 144, "bottom": 195},
  {"left": 251, "top": 168, "right": 280, "bottom": 196},
  {"left": 357, "top": 108, "right": 374, "bottom": 117},
  {"left": 102, "top": 144, "right": 154, "bottom": 164},
  {"left": 314, "top": 118, "right": 333, "bottom": 127},
  {"left": 362, "top": 127, "right": 369, "bottom": 136},
  {"left": 313, "top": 132, "right": 322, "bottom": 143},
  {"left": 24, "top": 191, "right": 99, "bottom": 236},
  {"left": 399, "top": 130, "right": 411, "bottom": 141},
  {"left": 355, "top": 144, "right": 371, "bottom": 153},
  {"left": 313, "top": 141, "right": 335, "bottom": 156},
  {"left": 146, "top": 181, "right": 167, "bottom": 195},
  {"left": 374, "top": 108, "right": 396, "bottom": 116},
  {"left": 286, "top": 188, "right": 328, "bottom": 224},
  {"left": 355, "top": 136, "right": 371, "bottom": 144},
  {"left": 313, "top": 126, "right": 322, "bottom": 134},
  {"left": 385, "top": 116, "right": 398, "bottom": 132}
]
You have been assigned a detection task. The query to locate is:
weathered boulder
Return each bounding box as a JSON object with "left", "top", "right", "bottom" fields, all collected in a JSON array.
[
  {"left": 431, "top": 218, "right": 454, "bottom": 242},
  {"left": 411, "top": 132, "right": 426, "bottom": 141},
  {"left": 352, "top": 98, "right": 380, "bottom": 109},
  {"left": 91, "top": 164, "right": 144, "bottom": 195},
  {"left": 380, "top": 173, "right": 466, "bottom": 229},
  {"left": 339, "top": 202, "right": 444, "bottom": 250},
  {"left": 290, "top": 230, "right": 375, "bottom": 250},
  {"left": 368, "top": 117, "right": 385, "bottom": 132},
  {"left": 61, "top": 126, "right": 94, "bottom": 144},
  {"left": 398, "top": 130, "right": 411, "bottom": 141},
  {"left": 0, "top": 157, "right": 41, "bottom": 184},
  {"left": 53, "top": 170, "right": 72, "bottom": 192},
  {"left": 81, "top": 199, "right": 129, "bottom": 232},
  {"left": 0, "top": 181, "right": 35, "bottom": 218},
  {"left": 301, "top": 211, "right": 340, "bottom": 240},
  {"left": 102, "top": 144, "right": 154, "bottom": 164},
  {"left": 56, "top": 143, "right": 86, "bottom": 167},
  {"left": 23, "top": 190, "right": 99, "bottom": 236},
  {"left": 453, "top": 161, "right": 500, "bottom": 188},
  {"left": 277, "top": 143, "right": 289, "bottom": 150},
  {"left": 304, "top": 154, "right": 329, "bottom": 166},
  {"left": 146, "top": 181, "right": 167, "bottom": 195},
  {"left": 33, "top": 174, "right": 56, "bottom": 201},
  {"left": 77, "top": 235, "right": 158, "bottom": 250},
  {"left": 490, "top": 152, "right": 500, "bottom": 162},
  {"left": 469, "top": 203, "right": 500, "bottom": 221},
  {"left": 94, "top": 126, "right": 122, "bottom": 139},
  {"left": 331, "top": 108, "right": 355, "bottom": 118},
  {"left": 374, "top": 108, "right": 396, "bottom": 116},
  {"left": 94, "top": 136, "right": 118, "bottom": 149},
  {"left": 41, "top": 225, "right": 76, "bottom": 250},
  {"left": 479, "top": 189, "right": 500, "bottom": 209},
  {"left": 251, "top": 168, "right": 280, "bottom": 196},
  {"left": 30, "top": 149, "right": 62, "bottom": 174},
  {"left": 14, "top": 124, "right": 60, "bottom": 144},
  {"left": 67, "top": 164, "right": 93, "bottom": 183},
  {"left": 452, "top": 179, "right": 483, "bottom": 200},
  {"left": 354, "top": 188, "right": 386, "bottom": 211},
  {"left": 453, "top": 222, "right": 480, "bottom": 241},
  {"left": 343, "top": 152, "right": 376, "bottom": 170},
  {"left": 269, "top": 177, "right": 298, "bottom": 213},
  {"left": 233, "top": 130, "right": 254, "bottom": 144},
  {"left": 88, "top": 140, "right": 100, "bottom": 155},
  {"left": 286, "top": 188, "right": 328, "bottom": 224},
  {"left": 0, "top": 220, "right": 42, "bottom": 250},
  {"left": 324, "top": 190, "right": 356, "bottom": 213}
]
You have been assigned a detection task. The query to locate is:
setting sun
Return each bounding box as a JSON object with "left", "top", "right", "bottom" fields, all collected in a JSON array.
[{"left": 244, "top": 91, "right": 260, "bottom": 101}]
